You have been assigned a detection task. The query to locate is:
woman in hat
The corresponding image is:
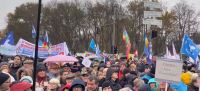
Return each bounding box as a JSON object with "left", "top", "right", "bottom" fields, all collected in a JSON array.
[
  {"left": 0, "top": 72, "right": 11, "bottom": 91},
  {"left": 36, "top": 65, "right": 47, "bottom": 90},
  {"left": 16, "top": 67, "right": 33, "bottom": 81}
]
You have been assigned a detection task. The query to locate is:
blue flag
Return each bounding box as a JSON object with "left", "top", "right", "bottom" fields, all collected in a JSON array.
[
  {"left": 1, "top": 31, "right": 14, "bottom": 45},
  {"left": 181, "top": 34, "right": 200, "bottom": 64},
  {"left": 32, "top": 25, "right": 36, "bottom": 37},
  {"left": 90, "top": 39, "right": 96, "bottom": 51},
  {"left": 143, "top": 44, "right": 152, "bottom": 65},
  {"left": 96, "top": 44, "right": 100, "bottom": 56},
  {"left": 38, "top": 39, "right": 44, "bottom": 46}
]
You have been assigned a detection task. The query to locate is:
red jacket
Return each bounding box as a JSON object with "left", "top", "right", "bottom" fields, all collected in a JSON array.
[{"left": 119, "top": 70, "right": 123, "bottom": 78}]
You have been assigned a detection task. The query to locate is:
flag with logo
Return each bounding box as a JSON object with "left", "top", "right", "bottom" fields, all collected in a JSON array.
[
  {"left": 1, "top": 31, "right": 14, "bottom": 45},
  {"left": 181, "top": 34, "right": 200, "bottom": 64},
  {"left": 89, "top": 39, "right": 96, "bottom": 51},
  {"left": 143, "top": 44, "right": 152, "bottom": 65}
]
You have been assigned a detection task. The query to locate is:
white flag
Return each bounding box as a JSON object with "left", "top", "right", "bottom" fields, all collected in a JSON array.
[{"left": 172, "top": 43, "right": 180, "bottom": 60}]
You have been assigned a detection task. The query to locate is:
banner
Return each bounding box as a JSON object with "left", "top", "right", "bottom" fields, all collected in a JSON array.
[
  {"left": 38, "top": 42, "right": 66, "bottom": 58},
  {"left": 16, "top": 38, "right": 35, "bottom": 57},
  {"left": 1, "top": 45, "right": 16, "bottom": 55}
]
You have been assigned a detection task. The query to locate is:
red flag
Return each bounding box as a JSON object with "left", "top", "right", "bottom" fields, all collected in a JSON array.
[{"left": 133, "top": 50, "right": 138, "bottom": 56}]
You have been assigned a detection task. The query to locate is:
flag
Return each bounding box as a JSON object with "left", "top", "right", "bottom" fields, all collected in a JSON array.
[
  {"left": 181, "top": 34, "right": 200, "bottom": 64},
  {"left": 38, "top": 39, "right": 44, "bottom": 46},
  {"left": 1, "top": 31, "right": 14, "bottom": 45},
  {"left": 133, "top": 50, "right": 138, "bottom": 56},
  {"left": 90, "top": 39, "right": 96, "bottom": 51},
  {"left": 123, "top": 27, "right": 131, "bottom": 60},
  {"left": 143, "top": 44, "right": 152, "bottom": 65},
  {"left": 144, "top": 35, "right": 149, "bottom": 48},
  {"left": 32, "top": 25, "right": 36, "bottom": 37},
  {"left": 104, "top": 57, "right": 107, "bottom": 64},
  {"left": 172, "top": 43, "right": 180, "bottom": 60},
  {"left": 114, "top": 54, "right": 119, "bottom": 59},
  {"left": 96, "top": 44, "right": 100, "bottom": 56},
  {"left": 166, "top": 47, "right": 172, "bottom": 59},
  {"left": 43, "top": 31, "right": 48, "bottom": 48},
  {"left": 85, "top": 51, "right": 92, "bottom": 56}
]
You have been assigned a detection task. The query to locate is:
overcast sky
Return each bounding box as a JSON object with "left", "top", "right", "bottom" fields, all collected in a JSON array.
[{"left": 0, "top": 0, "right": 200, "bottom": 30}]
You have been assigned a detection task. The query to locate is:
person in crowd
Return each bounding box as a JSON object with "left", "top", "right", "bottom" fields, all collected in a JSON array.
[
  {"left": 182, "top": 61, "right": 188, "bottom": 72},
  {"left": 65, "top": 74, "right": 75, "bottom": 86},
  {"left": 102, "top": 81, "right": 112, "bottom": 91},
  {"left": 7, "top": 56, "right": 12, "bottom": 62},
  {"left": 187, "top": 74, "right": 200, "bottom": 91},
  {"left": 181, "top": 71, "right": 192, "bottom": 85},
  {"left": 36, "top": 65, "right": 47, "bottom": 89},
  {"left": 98, "top": 68, "right": 108, "bottom": 87},
  {"left": 8, "top": 60, "right": 14, "bottom": 68},
  {"left": 36, "top": 82, "right": 45, "bottom": 91},
  {"left": 10, "top": 82, "right": 33, "bottom": 91},
  {"left": 97, "top": 71, "right": 103, "bottom": 80},
  {"left": 133, "top": 79, "right": 144, "bottom": 91},
  {"left": 20, "top": 76, "right": 33, "bottom": 84},
  {"left": 10, "top": 55, "right": 22, "bottom": 80},
  {"left": 138, "top": 84, "right": 151, "bottom": 91},
  {"left": 148, "top": 78, "right": 158, "bottom": 91},
  {"left": 70, "top": 65, "right": 80, "bottom": 78},
  {"left": 155, "top": 82, "right": 176, "bottom": 91},
  {"left": 0, "top": 72, "right": 11, "bottom": 91},
  {"left": 119, "top": 63, "right": 126, "bottom": 78},
  {"left": 125, "top": 74, "right": 138, "bottom": 88},
  {"left": 104, "top": 68, "right": 122, "bottom": 91},
  {"left": 85, "top": 75, "right": 100, "bottom": 91},
  {"left": 23, "top": 60, "right": 34, "bottom": 70},
  {"left": 110, "top": 64, "right": 118, "bottom": 70},
  {"left": 98, "top": 64, "right": 106, "bottom": 71},
  {"left": 139, "top": 65, "right": 151, "bottom": 77},
  {"left": 1, "top": 68, "right": 15, "bottom": 83},
  {"left": 137, "top": 61, "right": 145, "bottom": 73},
  {"left": 16, "top": 66, "right": 33, "bottom": 81},
  {"left": 61, "top": 85, "right": 70, "bottom": 91},
  {"left": 59, "top": 69, "right": 69, "bottom": 85},
  {"left": 69, "top": 79, "right": 85, "bottom": 91},
  {"left": 141, "top": 66, "right": 155, "bottom": 84},
  {"left": 47, "top": 78, "right": 61, "bottom": 91},
  {"left": 81, "top": 69, "right": 90, "bottom": 85},
  {"left": 119, "top": 68, "right": 130, "bottom": 87},
  {"left": 0, "top": 62, "right": 8, "bottom": 71},
  {"left": 106, "top": 61, "right": 111, "bottom": 68},
  {"left": 62, "top": 63, "right": 71, "bottom": 72},
  {"left": 93, "top": 62, "right": 99, "bottom": 72},
  {"left": 47, "top": 63, "right": 60, "bottom": 81},
  {"left": 129, "top": 63, "right": 138, "bottom": 76}
]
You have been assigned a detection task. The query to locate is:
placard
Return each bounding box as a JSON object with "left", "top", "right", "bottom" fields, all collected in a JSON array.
[
  {"left": 155, "top": 58, "right": 182, "bottom": 85},
  {"left": 16, "top": 38, "right": 35, "bottom": 57},
  {"left": 0, "top": 45, "right": 16, "bottom": 55},
  {"left": 82, "top": 57, "right": 91, "bottom": 67}
]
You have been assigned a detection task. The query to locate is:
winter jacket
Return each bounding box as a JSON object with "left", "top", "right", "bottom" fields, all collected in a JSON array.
[
  {"left": 16, "top": 67, "right": 33, "bottom": 81},
  {"left": 126, "top": 74, "right": 137, "bottom": 86},
  {"left": 118, "top": 70, "right": 123, "bottom": 79},
  {"left": 124, "top": 84, "right": 135, "bottom": 91},
  {"left": 98, "top": 78, "right": 105, "bottom": 87},
  {"left": 46, "top": 72, "right": 59, "bottom": 81},
  {"left": 155, "top": 85, "right": 177, "bottom": 91},
  {"left": 148, "top": 78, "right": 158, "bottom": 91},
  {"left": 187, "top": 83, "right": 199, "bottom": 91},
  {"left": 10, "top": 63, "right": 22, "bottom": 80},
  {"left": 69, "top": 79, "right": 85, "bottom": 91},
  {"left": 171, "top": 81, "right": 187, "bottom": 91},
  {"left": 105, "top": 68, "right": 122, "bottom": 91}
]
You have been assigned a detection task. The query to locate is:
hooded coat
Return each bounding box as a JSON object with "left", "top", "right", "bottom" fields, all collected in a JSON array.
[
  {"left": 69, "top": 79, "right": 85, "bottom": 91},
  {"left": 16, "top": 67, "right": 33, "bottom": 81},
  {"left": 104, "top": 68, "right": 122, "bottom": 91},
  {"left": 148, "top": 78, "right": 158, "bottom": 91},
  {"left": 126, "top": 74, "right": 137, "bottom": 86}
]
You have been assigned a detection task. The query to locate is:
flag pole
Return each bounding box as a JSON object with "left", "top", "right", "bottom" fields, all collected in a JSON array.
[{"left": 33, "top": 0, "right": 42, "bottom": 91}]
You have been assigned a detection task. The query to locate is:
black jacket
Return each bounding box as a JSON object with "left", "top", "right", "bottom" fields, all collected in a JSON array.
[
  {"left": 187, "top": 83, "right": 199, "bottom": 91},
  {"left": 104, "top": 68, "right": 122, "bottom": 91},
  {"left": 10, "top": 63, "right": 22, "bottom": 80},
  {"left": 126, "top": 74, "right": 137, "bottom": 86}
]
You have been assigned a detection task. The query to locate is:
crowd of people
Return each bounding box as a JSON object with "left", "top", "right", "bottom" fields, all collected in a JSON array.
[{"left": 0, "top": 54, "right": 199, "bottom": 91}]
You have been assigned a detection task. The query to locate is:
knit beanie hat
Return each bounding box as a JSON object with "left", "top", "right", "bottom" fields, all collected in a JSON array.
[
  {"left": 20, "top": 76, "right": 33, "bottom": 84},
  {"left": 181, "top": 73, "right": 191, "bottom": 85},
  {"left": 0, "top": 72, "right": 10, "bottom": 85},
  {"left": 102, "top": 81, "right": 112, "bottom": 90},
  {"left": 36, "top": 65, "right": 46, "bottom": 74},
  {"left": 123, "top": 68, "right": 130, "bottom": 75},
  {"left": 0, "top": 62, "right": 8, "bottom": 68}
]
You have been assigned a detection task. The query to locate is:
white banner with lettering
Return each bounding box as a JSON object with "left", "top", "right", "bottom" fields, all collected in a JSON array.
[{"left": 0, "top": 45, "right": 16, "bottom": 55}]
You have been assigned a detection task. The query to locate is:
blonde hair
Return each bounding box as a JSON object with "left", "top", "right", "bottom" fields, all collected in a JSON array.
[
  {"left": 98, "top": 71, "right": 103, "bottom": 76},
  {"left": 49, "top": 78, "right": 61, "bottom": 87},
  {"left": 134, "top": 79, "right": 144, "bottom": 88},
  {"left": 191, "top": 73, "right": 199, "bottom": 81}
]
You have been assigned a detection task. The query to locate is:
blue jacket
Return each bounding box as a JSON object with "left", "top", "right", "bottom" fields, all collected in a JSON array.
[{"left": 69, "top": 79, "right": 85, "bottom": 91}]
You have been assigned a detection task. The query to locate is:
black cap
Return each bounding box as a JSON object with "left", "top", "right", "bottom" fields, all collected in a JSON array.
[
  {"left": 123, "top": 68, "right": 130, "bottom": 75},
  {"left": 102, "top": 81, "right": 112, "bottom": 90},
  {"left": 0, "top": 72, "right": 10, "bottom": 85},
  {"left": 66, "top": 74, "right": 75, "bottom": 79}
]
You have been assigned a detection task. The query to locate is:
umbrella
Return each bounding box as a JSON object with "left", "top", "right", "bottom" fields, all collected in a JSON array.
[{"left": 43, "top": 55, "right": 78, "bottom": 63}]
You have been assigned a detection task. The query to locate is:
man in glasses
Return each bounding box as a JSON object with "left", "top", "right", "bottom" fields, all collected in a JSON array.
[{"left": 47, "top": 63, "right": 60, "bottom": 81}]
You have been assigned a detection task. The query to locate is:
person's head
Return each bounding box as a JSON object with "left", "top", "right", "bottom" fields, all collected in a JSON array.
[
  {"left": 129, "top": 63, "right": 137, "bottom": 71},
  {"left": 0, "top": 73, "right": 10, "bottom": 91},
  {"left": 21, "top": 71, "right": 25, "bottom": 78},
  {"left": 123, "top": 68, "right": 130, "bottom": 77},
  {"left": 98, "top": 64, "right": 106, "bottom": 71},
  {"left": 191, "top": 74, "right": 200, "bottom": 88},
  {"left": 106, "top": 61, "right": 111, "bottom": 68},
  {"left": 63, "top": 63, "right": 71, "bottom": 72},
  {"left": 188, "top": 64, "right": 196, "bottom": 72},
  {"left": 61, "top": 85, "right": 70, "bottom": 91},
  {"left": 93, "top": 62, "right": 99, "bottom": 71},
  {"left": 120, "top": 63, "right": 127, "bottom": 71},
  {"left": 20, "top": 76, "right": 33, "bottom": 84},
  {"left": 37, "top": 66, "right": 46, "bottom": 77},
  {"left": 7, "top": 57, "right": 12, "bottom": 61},
  {"left": 111, "top": 71, "right": 118, "bottom": 80},
  {"left": 23, "top": 60, "right": 34, "bottom": 69},
  {"left": 103, "top": 68, "right": 108, "bottom": 78},
  {"left": 158, "top": 82, "right": 169, "bottom": 89},
  {"left": 49, "top": 63, "right": 59, "bottom": 74},
  {"left": 102, "top": 81, "right": 112, "bottom": 91},
  {"left": 144, "top": 65, "right": 151, "bottom": 73},
  {"left": 14, "top": 55, "right": 21, "bottom": 66},
  {"left": 61, "top": 69, "right": 68, "bottom": 80},
  {"left": 134, "top": 79, "right": 144, "bottom": 91},
  {"left": 69, "top": 79, "right": 85, "bottom": 91},
  {"left": 98, "top": 71, "right": 103, "bottom": 80},
  {"left": 49, "top": 78, "right": 61, "bottom": 90},
  {"left": 82, "top": 73, "right": 89, "bottom": 83},
  {"left": 86, "top": 75, "right": 99, "bottom": 91},
  {"left": 0, "top": 62, "right": 8, "bottom": 71},
  {"left": 1, "top": 68, "right": 8, "bottom": 73},
  {"left": 66, "top": 74, "right": 75, "bottom": 85}
]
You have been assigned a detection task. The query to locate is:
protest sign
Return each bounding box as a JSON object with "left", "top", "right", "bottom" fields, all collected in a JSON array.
[
  {"left": 82, "top": 57, "right": 91, "bottom": 67},
  {"left": 155, "top": 58, "right": 182, "bottom": 85},
  {"left": 38, "top": 42, "right": 66, "bottom": 58},
  {"left": 0, "top": 45, "right": 16, "bottom": 55},
  {"left": 16, "top": 38, "right": 35, "bottom": 57}
]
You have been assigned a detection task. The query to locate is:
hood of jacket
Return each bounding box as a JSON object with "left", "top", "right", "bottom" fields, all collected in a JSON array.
[
  {"left": 106, "top": 68, "right": 116, "bottom": 80},
  {"left": 69, "top": 79, "right": 85, "bottom": 91},
  {"left": 16, "top": 67, "right": 33, "bottom": 81},
  {"left": 126, "top": 74, "right": 137, "bottom": 86},
  {"left": 148, "top": 78, "right": 158, "bottom": 91}
]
